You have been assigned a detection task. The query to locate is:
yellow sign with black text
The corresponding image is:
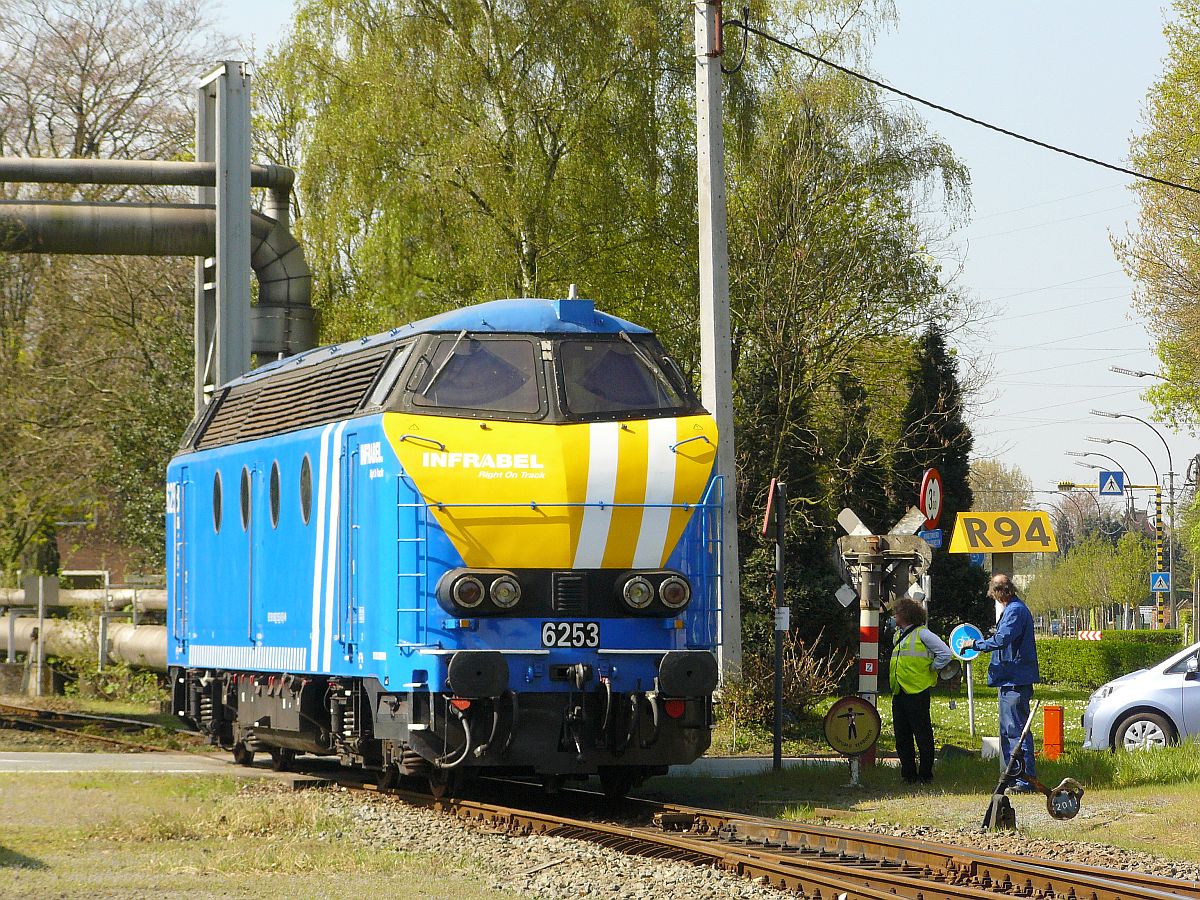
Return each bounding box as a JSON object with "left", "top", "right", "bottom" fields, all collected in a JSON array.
[{"left": 948, "top": 511, "right": 1058, "bottom": 554}]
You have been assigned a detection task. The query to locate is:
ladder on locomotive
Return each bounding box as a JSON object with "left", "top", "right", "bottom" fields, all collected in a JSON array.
[{"left": 395, "top": 472, "right": 433, "bottom": 650}]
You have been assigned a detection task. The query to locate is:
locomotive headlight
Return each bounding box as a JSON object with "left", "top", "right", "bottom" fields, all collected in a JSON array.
[
  {"left": 658, "top": 575, "right": 691, "bottom": 610},
  {"left": 622, "top": 576, "right": 654, "bottom": 610},
  {"left": 451, "top": 575, "right": 485, "bottom": 609},
  {"left": 489, "top": 575, "right": 522, "bottom": 609}
]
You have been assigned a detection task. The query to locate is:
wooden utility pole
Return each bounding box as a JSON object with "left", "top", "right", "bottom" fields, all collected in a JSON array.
[{"left": 694, "top": 0, "right": 741, "bottom": 678}]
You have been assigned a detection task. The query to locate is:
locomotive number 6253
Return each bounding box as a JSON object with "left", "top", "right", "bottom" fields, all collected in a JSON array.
[{"left": 541, "top": 621, "right": 600, "bottom": 648}]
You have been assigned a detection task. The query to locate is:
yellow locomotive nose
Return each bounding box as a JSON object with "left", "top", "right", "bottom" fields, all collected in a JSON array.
[{"left": 384, "top": 413, "right": 717, "bottom": 570}]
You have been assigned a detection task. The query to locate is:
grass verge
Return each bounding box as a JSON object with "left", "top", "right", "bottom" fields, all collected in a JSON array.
[
  {"left": 646, "top": 742, "right": 1200, "bottom": 863},
  {"left": 0, "top": 775, "right": 520, "bottom": 899}
]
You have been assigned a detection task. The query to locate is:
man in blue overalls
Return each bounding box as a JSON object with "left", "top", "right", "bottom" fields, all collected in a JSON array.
[{"left": 962, "top": 573, "right": 1041, "bottom": 792}]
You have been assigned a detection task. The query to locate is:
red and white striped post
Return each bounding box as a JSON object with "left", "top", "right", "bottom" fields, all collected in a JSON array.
[{"left": 857, "top": 536, "right": 883, "bottom": 766}]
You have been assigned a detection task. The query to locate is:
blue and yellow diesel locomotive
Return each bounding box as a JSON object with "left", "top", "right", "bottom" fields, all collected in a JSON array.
[{"left": 168, "top": 297, "right": 722, "bottom": 795}]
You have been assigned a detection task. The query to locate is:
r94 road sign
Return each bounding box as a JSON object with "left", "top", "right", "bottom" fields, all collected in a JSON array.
[{"left": 948, "top": 511, "right": 1058, "bottom": 554}]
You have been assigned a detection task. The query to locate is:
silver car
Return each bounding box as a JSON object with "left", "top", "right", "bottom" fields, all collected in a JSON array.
[{"left": 1081, "top": 640, "right": 1200, "bottom": 751}]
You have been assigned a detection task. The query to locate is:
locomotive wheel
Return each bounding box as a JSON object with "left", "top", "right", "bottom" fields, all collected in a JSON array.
[
  {"left": 428, "top": 771, "right": 461, "bottom": 799},
  {"left": 598, "top": 767, "right": 637, "bottom": 801},
  {"left": 269, "top": 747, "right": 296, "bottom": 772},
  {"left": 231, "top": 742, "right": 255, "bottom": 767},
  {"left": 379, "top": 763, "right": 400, "bottom": 791}
]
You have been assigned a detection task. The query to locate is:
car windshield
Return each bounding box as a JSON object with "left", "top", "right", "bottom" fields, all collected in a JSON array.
[
  {"left": 557, "top": 336, "right": 691, "bottom": 417},
  {"left": 412, "top": 336, "right": 541, "bottom": 413}
]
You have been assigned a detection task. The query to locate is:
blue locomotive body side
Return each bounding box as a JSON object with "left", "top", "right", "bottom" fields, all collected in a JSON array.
[{"left": 167, "top": 415, "right": 720, "bottom": 694}]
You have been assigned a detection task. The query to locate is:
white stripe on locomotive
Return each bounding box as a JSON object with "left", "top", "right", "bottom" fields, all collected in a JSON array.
[
  {"left": 573, "top": 421, "right": 620, "bottom": 567},
  {"left": 632, "top": 417, "right": 678, "bottom": 568},
  {"left": 309, "top": 423, "right": 335, "bottom": 668}
]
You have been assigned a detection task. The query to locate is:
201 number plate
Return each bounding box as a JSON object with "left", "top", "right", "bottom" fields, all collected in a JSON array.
[{"left": 541, "top": 621, "right": 600, "bottom": 649}]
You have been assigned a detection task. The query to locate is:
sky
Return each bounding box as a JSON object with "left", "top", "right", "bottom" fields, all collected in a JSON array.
[{"left": 216, "top": 1, "right": 1192, "bottom": 517}]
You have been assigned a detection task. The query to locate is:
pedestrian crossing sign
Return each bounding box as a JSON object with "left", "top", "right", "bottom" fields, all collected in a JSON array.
[
  {"left": 1098, "top": 471, "right": 1125, "bottom": 496},
  {"left": 1151, "top": 572, "right": 1171, "bottom": 593}
]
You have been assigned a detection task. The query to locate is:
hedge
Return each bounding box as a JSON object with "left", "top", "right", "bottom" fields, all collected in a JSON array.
[{"left": 965, "top": 630, "right": 1185, "bottom": 690}]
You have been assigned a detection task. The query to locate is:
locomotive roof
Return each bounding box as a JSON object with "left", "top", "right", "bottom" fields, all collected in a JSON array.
[{"left": 230, "top": 297, "right": 651, "bottom": 388}]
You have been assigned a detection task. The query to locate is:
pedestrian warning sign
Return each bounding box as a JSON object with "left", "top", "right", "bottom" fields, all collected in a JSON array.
[
  {"left": 1151, "top": 572, "right": 1171, "bottom": 593},
  {"left": 1098, "top": 471, "right": 1125, "bottom": 496},
  {"left": 822, "top": 696, "right": 881, "bottom": 756}
]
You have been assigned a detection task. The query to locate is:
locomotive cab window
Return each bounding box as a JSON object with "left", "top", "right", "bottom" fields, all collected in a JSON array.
[
  {"left": 407, "top": 334, "right": 544, "bottom": 417},
  {"left": 556, "top": 334, "right": 694, "bottom": 418}
]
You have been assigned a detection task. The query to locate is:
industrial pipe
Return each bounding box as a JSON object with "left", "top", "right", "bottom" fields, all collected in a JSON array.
[
  {"left": 0, "top": 615, "right": 166, "bottom": 671},
  {"left": 0, "top": 587, "right": 166, "bottom": 613},
  {"left": 0, "top": 157, "right": 294, "bottom": 227},
  {"left": 0, "top": 201, "right": 313, "bottom": 355}
]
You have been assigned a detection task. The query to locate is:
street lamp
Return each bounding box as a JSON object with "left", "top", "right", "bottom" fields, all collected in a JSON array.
[
  {"left": 1087, "top": 436, "right": 1160, "bottom": 486},
  {"left": 1091, "top": 409, "right": 1177, "bottom": 627},
  {"left": 1109, "top": 366, "right": 1168, "bottom": 380}
]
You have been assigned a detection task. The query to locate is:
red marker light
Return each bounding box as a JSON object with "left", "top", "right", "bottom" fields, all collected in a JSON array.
[
  {"left": 449, "top": 697, "right": 472, "bottom": 712},
  {"left": 664, "top": 699, "right": 686, "bottom": 719}
]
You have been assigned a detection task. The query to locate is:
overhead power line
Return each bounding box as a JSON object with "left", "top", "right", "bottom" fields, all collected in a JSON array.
[{"left": 728, "top": 20, "right": 1200, "bottom": 196}]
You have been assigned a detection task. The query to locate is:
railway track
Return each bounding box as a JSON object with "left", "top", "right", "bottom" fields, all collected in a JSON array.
[
  {"left": 1, "top": 715, "right": 1193, "bottom": 900},
  {"left": 347, "top": 776, "right": 1200, "bottom": 900},
  {"left": 0, "top": 700, "right": 183, "bottom": 752}
]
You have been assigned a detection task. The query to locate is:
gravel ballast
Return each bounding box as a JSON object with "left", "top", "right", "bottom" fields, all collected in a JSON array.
[{"left": 315, "top": 787, "right": 1200, "bottom": 898}]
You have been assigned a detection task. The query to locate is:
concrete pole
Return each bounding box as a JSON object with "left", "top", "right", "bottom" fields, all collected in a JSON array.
[{"left": 695, "top": 0, "right": 741, "bottom": 679}]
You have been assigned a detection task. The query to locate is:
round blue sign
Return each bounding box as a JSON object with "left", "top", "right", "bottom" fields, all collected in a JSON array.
[{"left": 949, "top": 623, "right": 984, "bottom": 661}]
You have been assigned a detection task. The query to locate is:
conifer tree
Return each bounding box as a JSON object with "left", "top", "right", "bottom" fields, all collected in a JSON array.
[{"left": 890, "top": 327, "right": 990, "bottom": 633}]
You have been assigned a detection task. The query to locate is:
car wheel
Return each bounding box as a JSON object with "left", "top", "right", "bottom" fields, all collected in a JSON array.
[{"left": 1115, "top": 712, "right": 1174, "bottom": 751}]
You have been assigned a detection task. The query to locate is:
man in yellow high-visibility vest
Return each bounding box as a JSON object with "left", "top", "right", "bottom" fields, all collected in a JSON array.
[{"left": 890, "top": 597, "right": 953, "bottom": 784}]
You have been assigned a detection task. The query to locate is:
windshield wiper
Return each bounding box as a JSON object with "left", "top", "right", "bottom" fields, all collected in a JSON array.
[
  {"left": 420, "top": 329, "right": 469, "bottom": 396},
  {"left": 619, "top": 331, "right": 677, "bottom": 397}
]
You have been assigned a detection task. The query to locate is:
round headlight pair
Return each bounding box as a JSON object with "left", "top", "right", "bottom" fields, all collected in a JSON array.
[
  {"left": 450, "top": 573, "right": 521, "bottom": 611},
  {"left": 621, "top": 574, "right": 691, "bottom": 611}
]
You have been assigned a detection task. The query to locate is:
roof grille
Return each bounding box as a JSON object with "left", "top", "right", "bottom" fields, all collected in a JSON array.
[{"left": 196, "top": 348, "right": 391, "bottom": 449}]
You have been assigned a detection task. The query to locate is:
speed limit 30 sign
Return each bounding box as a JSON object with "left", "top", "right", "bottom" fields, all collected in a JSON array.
[{"left": 919, "top": 468, "right": 943, "bottom": 530}]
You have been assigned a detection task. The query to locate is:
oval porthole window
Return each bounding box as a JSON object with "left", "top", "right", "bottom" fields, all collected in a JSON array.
[
  {"left": 240, "top": 466, "right": 251, "bottom": 531},
  {"left": 300, "top": 454, "right": 313, "bottom": 525},
  {"left": 212, "top": 471, "right": 223, "bottom": 533},
  {"left": 269, "top": 462, "right": 281, "bottom": 528}
]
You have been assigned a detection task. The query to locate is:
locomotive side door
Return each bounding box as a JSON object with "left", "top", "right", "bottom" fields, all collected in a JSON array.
[{"left": 167, "top": 466, "right": 189, "bottom": 654}]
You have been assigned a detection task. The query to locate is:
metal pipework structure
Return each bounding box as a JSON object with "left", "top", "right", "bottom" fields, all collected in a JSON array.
[
  {"left": 1, "top": 614, "right": 167, "bottom": 672},
  {"left": 0, "top": 61, "right": 312, "bottom": 413},
  {"left": 0, "top": 587, "right": 166, "bottom": 614},
  {"left": 0, "top": 200, "right": 313, "bottom": 360}
]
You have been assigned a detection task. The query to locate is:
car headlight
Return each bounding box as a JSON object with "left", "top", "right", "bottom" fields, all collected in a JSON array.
[
  {"left": 489, "top": 574, "right": 522, "bottom": 609},
  {"left": 622, "top": 576, "right": 654, "bottom": 610},
  {"left": 1089, "top": 684, "right": 1115, "bottom": 703}
]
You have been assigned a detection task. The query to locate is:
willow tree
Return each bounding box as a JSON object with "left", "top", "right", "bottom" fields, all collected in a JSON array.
[
  {"left": 264, "top": 0, "right": 701, "bottom": 341},
  {"left": 263, "top": 1, "right": 977, "bottom": 652}
]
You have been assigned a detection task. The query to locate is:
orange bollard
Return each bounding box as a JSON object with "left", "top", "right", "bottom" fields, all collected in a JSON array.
[{"left": 1043, "top": 704, "right": 1064, "bottom": 760}]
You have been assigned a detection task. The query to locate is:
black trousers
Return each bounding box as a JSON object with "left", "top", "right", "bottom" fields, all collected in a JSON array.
[{"left": 892, "top": 688, "right": 934, "bottom": 781}]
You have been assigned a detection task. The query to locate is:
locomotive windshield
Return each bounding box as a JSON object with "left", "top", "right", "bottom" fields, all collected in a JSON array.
[
  {"left": 556, "top": 334, "right": 692, "bottom": 417},
  {"left": 411, "top": 335, "right": 541, "bottom": 414}
]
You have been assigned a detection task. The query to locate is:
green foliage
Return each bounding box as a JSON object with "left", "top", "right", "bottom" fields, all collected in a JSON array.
[
  {"left": 970, "top": 632, "right": 1184, "bottom": 689},
  {"left": 1024, "top": 533, "right": 1156, "bottom": 617},
  {"left": 887, "top": 326, "right": 989, "bottom": 633},
  {"left": 60, "top": 660, "right": 167, "bottom": 706},
  {"left": 1116, "top": 0, "right": 1200, "bottom": 428}
]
